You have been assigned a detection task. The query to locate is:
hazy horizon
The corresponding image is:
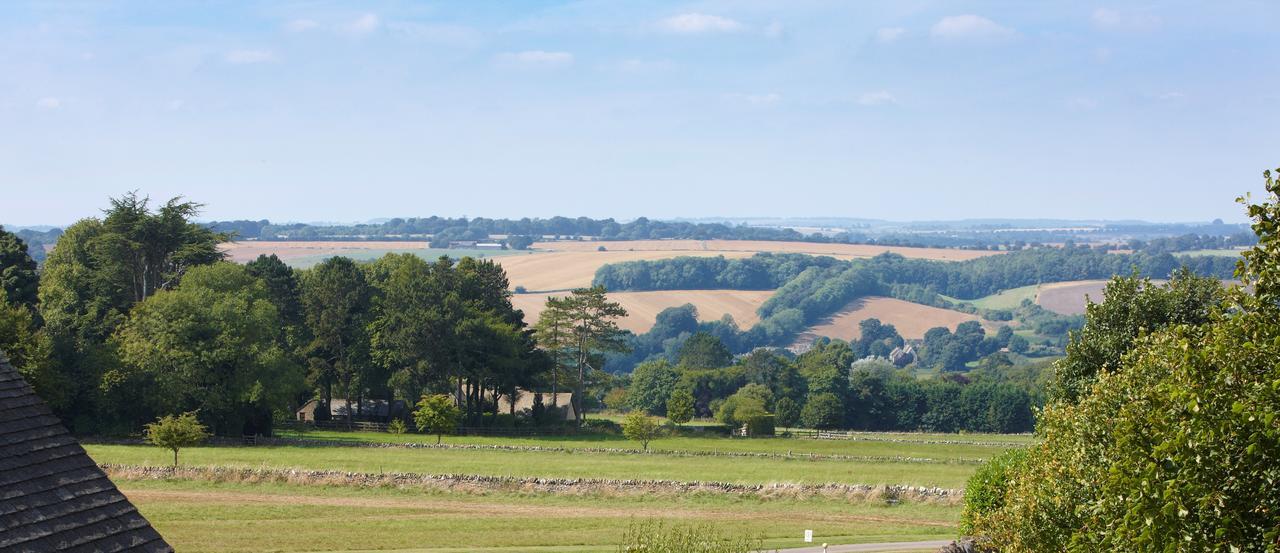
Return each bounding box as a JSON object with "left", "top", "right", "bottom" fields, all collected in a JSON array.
[{"left": 3, "top": 1, "right": 1277, "bottom": 225}]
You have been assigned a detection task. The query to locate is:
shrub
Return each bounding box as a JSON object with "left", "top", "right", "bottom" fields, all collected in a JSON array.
[
  {"left": 618, "top": 520, "right": 764, "bottom": 553},
  {"left": 144, "top": 411, "right": 209, "bottom": 466},
  {"left": 621, "top": 411, "right": 662, "bottom": 450},
  {"left": 386, "top": 418, "right": 407, "bottom": 434},
  {"left": 413, "top": 394, "right": 461, "bottom": 444},
  {"left": 800, "top": 392, "right": 843, "bottom": 429},
  {"left": 581, "top": 418, "right": 622, "bottom": 435},
  {"left": 959, "top": 448, "right": 1028, "bottom": 535}
]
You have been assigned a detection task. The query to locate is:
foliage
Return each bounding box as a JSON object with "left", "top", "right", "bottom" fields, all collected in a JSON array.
[
  {"left": 970, "top": 169, "right": 1280, "bottom": 551},
  {"left": 621, "top": 411, "right": 662, "bottom": 450},
  {"left": 114, "top": 263, "right": 302, "bottom": 435},
  {"left": 665, "top": 388, "right": 694, "bottom": 425},
  {"left": 144, "top": 411, "right": 209, "bottom": 466},
  {"left": 800, "top": 393, "right": 844, "bottom": 429},
  {"left": 0, "top": 292, "right": 58, "bottom": 406},
  {"left": 958, "top": 448, "right": 1028, "bottom": 536},
  {"left": 618, "top": 520, "right": 765, "bottom": 553},
  {"left": 627, "top": 359, "right": 678, "bottom": 414},
  {"left": 773, "top": 396, "right": 800, "bottom": 428},
  {"left": 0, "top": 225, "right": 39, "bottom": 308},
  {"left": 386, "top": 418, "right": 407, "bottom": 434},
  {"left": 603, "top": 387, "right": 629, "bottom": 411},
  {"left": 677, "top": 331, "right": 733, "bottom": 369},
  {"left": 413, "top": 394, "right": 461, "bottom": 443},
  {"left": 1051, "top": 270, "right": 1225, "bottom": 403}
]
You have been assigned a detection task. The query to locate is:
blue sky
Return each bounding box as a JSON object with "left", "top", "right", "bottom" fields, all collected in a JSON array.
[{"left": 2, "top": 1, "right": 1277, "bottom": 226}]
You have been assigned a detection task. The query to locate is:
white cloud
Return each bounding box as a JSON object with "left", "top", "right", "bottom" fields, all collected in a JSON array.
[
  {"left": 225, "top": 50, "right": 277, "bottom": 64},
  {"left": 1092, "top": 8, "right": 1161, "bottom": 31},
  {"left": 745, "top": 93, "right": 780, "bottom": 106},
  {"left": 498, "top": 50, "right": 573, "bottom": 66},
  {"left": 614, "top": 58, "right": 674, "bottom": 73},
  {"left": 285, "top": 18, "right": 320, "bottom": 33},
  {"left": 659, "top": 13, "right": 744, "bottom": 34},
  {"left": 345, "top": 13, "right": 380, "bottom": 35},
  {"left": 876, "top": 27, "right": 906, "bottom": 43},
  {"left": 931, "top": 15, "right": 1015, "bottom": 40},
  {"left": 857, "top": 90, "right": 897, "bottom": 106},
  {"left": 35, "top": 97, "right": 60, "bottom": 110}
]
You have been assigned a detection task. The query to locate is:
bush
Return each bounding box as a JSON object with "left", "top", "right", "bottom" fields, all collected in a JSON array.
[
  {"left": 618, "top": 520, "right": 764, "bottom": 553},
  {"left": 774, "top": 396, "right": 800, "bottom": 428},
  {"left": 665, "top": 388, "right": 694, "bottom": 426},
  {"left": 959, "top": 448, "right": 1028, "bottom": 536},
  {"left": 581, "top": 418, "right": 622, "bottom": 435},
  {"left": 386, "top": 418, "right": 407, "bottom": 434},
  {"left": 621, "top": 411, "right": 662, "bottom": 450},
  {"left": 800, "top": 392, "right": 843, "bottom": 429},
  {"left": 144, "top": 411, "right": 209, "bottom": 466}
]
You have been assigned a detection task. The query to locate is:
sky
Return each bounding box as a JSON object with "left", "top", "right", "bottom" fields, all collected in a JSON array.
[{"left": 2, "top": 1, "right": 1278, "bottom": 226}]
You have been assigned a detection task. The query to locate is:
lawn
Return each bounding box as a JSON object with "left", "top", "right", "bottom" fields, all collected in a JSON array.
[
  {"left": 86, "top": 441, "right": 981, "bottom": 488},
  {"left": 274, "top": 427, "right": 1032, "bottom": 461},
  {"left": 117, "top": 478, "right": 960, "bottom": 553},
  {"left": 941, "top": 284, "right": 1039, "bottom": 311}
]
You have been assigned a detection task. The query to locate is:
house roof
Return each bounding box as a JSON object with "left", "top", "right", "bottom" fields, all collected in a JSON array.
[{"left": 0, "top": 351, "right": 172, "bottom": 552}]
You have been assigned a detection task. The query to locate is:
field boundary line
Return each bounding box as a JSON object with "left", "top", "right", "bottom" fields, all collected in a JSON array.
[{"left": 101, "top": 464, "right": 963, "bottom": 503}]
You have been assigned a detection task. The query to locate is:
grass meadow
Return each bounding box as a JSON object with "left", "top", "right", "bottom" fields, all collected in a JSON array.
[
  {"left": 87, "top": 430, "right": 1029, "bottom": 551},
  {"left": 116, "top": 478, "right": 958, "bottom": 552}
]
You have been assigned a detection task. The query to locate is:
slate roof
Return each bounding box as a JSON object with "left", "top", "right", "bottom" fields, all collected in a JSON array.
[{"left": 0, "top": 351, "right": 172, "bottom": 553}]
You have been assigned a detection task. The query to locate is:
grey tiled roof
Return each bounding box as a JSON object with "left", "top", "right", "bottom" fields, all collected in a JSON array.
[{"left": 0, "top": 352, "right": 172, "bottom": 553}]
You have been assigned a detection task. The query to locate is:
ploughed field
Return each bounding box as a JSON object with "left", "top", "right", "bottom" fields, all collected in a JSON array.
[{"left": 89, "top": 430, "right": 1030, "bottom": 552}]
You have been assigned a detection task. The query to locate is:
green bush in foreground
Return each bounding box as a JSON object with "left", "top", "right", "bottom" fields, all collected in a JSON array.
[
  {"left": 621, "top": 411, "right": 661, "bottom": 450},
  {"left": 969, "top": 169, "right": 1280, "bottom": 552},
  {"left": 618, "top": 520, "right": 764, "bottom": 553},
  {"left": 958, "top": 448, "right": 1027, "bottom": 536}
]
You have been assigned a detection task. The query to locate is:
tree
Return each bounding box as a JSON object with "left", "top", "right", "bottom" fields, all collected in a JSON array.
[
  {"left": 0, "top": 290, "right": 57, "bottom": 406},
  {"left": 245, "top": 254, "right": 306, "bottom": 348},
  {"left": 533, "top": 296, "right": 574, "bottom": 407},
  {"left": 968, "top": 168, "right": 1280, "bottom": 551},
  {"left": 1007, "top": 334, "right": 1030, "bottom": 354},
  {"left": 604, "top": 387, "right": 629, "bottom": 411},
  {"left": 0, "top": 226, "right": 38, "bottom": 308},
  {"left": 676, "top": 332, "right": 733, "bottom": 368},
  {"left": 774, "top": 396, "right": 800, "bottom": 428},
  {"left": 301, "top": 257, "right": 372, "bottom": 426},
  {"left": 665, "top": 388, "right": 694, "bottom": 426},
  {"left": 115, "top": 263, "right": 302, "bottom": 435},
  {"left": 627, "top": 359, "right": 678, "bottom": 414},
  {"left": 144, "top": 411, "right": 209, "bottom": 466},
  {"left": 621, "top": 411, "right": 661, "bottom": 450},
  {"left": 800, "top": 393, "right": 843, "bottom": 429},
  {"left": 562, "top": 286, "right": 629, "bottom": 425},
  {"left": 413, "top": 394, "right": 461, "bottom": 443}
]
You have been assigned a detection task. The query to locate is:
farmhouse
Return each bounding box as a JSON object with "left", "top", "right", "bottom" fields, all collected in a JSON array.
[
  {"left": 295, "top": 398, "right": 407, "bottom": 423},
  {"left": 0, "top": 351, "right": 172, "bottom": 552}
]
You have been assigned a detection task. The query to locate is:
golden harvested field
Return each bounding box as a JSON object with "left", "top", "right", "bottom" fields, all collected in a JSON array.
[
  {"left": 513, "top": 289, "right": 774, "bottom": 332},
  {"left": 495, "top": 250, "right": 755, "bottom": 292},
  {"left": 533, "top": 239, "right": 1000, "bottom": 262},
  {"left": 795, "top": 297, "right": 1001, "bottom": 343},
  {"left": 1035, "top": 280, "right": 1110, "bottom": 315}
]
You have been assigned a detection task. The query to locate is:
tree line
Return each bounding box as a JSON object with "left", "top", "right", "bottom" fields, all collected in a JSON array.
[
  {"left": 0, "top": 194, "right": 630, "bottom": 436},
  {"left": 620, "top": 331, "right": 1039, "bottom": 434}
]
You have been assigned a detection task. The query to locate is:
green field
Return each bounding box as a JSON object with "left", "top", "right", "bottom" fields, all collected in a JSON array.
[
  {"left": 116, "top": 478, "right": 958, "bottom": 553},
  {"left": 288, "top": 248, "right": 521, "bottom": 268},
  {"left": 86, "top": 441, "right": 981, "bottom": 488},
  {"left": 941, "top": 284, "right": 1039, "bottom": 311},
  {"left": 275, "top": 428, "right": 1033, "bottom": 459}
]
